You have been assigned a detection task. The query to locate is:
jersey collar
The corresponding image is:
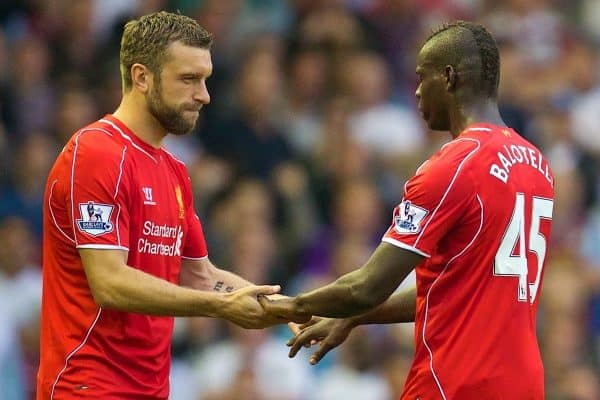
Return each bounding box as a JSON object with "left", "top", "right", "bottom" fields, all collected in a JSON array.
[{"left": 103, "top": 114, "right": 163, "bottom": 157}]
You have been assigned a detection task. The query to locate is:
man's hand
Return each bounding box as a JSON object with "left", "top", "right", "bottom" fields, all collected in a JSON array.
[
  {"left": 222, "top": 285, "right": 290, "bottom": 329},
  {"left": 287, "top": 318, "right": 356, "bottom": 365},
  {"left": 287, "top": 316, "right": 321, "bottom": 337},
  {"left": 257, "top": 295, "right": 312, "bottom": 324}
]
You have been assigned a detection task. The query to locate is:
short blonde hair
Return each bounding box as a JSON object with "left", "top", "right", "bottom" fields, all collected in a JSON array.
[{"left": 119, "top": 11, "right": 212, "bottom": 91}]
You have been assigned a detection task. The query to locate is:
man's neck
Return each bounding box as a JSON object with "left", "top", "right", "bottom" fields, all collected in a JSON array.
[
  {"left": 113, "top": 94, "right": 167, "bottom": 149},
  {"left": 449, "top": 99, "right": 505, "bottom": 138}
]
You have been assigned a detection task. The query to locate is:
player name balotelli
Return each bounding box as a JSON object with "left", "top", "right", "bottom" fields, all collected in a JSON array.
[{"left": 489, "top": 144, "right": 553, "bottom": 186}]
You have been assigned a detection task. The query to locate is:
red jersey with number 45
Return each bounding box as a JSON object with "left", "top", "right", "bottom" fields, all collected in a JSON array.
[
  {"left": 383, "top": 123, "right": 554, "bottom": 400},
  {"left": 37, "top": 115, "right": 208, "bottom": 399}
]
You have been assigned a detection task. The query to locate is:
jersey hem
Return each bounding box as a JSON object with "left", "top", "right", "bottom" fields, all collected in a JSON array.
[{"left": 381, "top": 237, "right": 430, "bottom": 258}]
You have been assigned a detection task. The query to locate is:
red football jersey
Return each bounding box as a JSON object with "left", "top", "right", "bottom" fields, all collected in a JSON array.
[
  {"left": 37, "top": 115, "right": 208, "bottom": 399},
  {"left": 383, "top": 124, "right": 554, "bottom": 400}
]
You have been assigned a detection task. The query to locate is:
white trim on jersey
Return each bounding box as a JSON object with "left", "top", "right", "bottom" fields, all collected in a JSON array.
[
  {"left": 50, "top": 308, "right": 103, "bottom": 399},
  {"left": 422, "top": 194, "right": 485, "bottom": 399},
  {"left": 90, "top": 127, "right": 115, "bottom": 137},
  {"left": 381, "top": 237, "right": 430, "bottom": 258},
  {"left": 76, "top": 244, "right": 129, "bottom": 251},
  {"left": 114, "top": 146, "right": 127, "bottom": 199},
  {"left": 70, "top": 131, "right": 83, "bottom": 245},
  {"left": 162, "top": 147, "right": 186, "bottom": 166},
  {"left": 414, "top": 138, "right": 481, "bottom": 249},
  {"left": 70, "top": 129, "right": 128, "bottom": 247},
  {"left": 181, "top": 255, "right": 209, "bottom": 260},
  {"left": 69, "top": 128, "right": 114, "bottom": 243},
  {"left": 100, "top": 118, "right": 158, "bottom": 163},
  {"left": 464, "top": 127, "right": 492, "bottom": 132},
  {"left": 49, "top": 179, "right": 75, "bottom": 244},
  {"left": 114, "top": 146, "right": 127, "bottom": 247}
]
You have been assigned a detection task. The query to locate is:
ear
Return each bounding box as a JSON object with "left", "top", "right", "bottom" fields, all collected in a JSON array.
[
  {"left": 130, "top": 63, "right": 152, "bottom": 94},
  {"left": 444, "top": 65, "right": 457, "bottom": 91}
]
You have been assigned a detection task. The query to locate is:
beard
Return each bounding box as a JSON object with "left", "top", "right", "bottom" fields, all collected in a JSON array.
[{"left": 146, "top": 81, "right": 198, "bottom": 136}]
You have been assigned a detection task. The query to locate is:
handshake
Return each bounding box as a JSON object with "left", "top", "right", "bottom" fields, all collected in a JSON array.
[
  {"left": 221, "top": 284, "right": 352, "bottom": 365},
  {"left": 220, "top": 284, "right": 310, "bottom": 329}
]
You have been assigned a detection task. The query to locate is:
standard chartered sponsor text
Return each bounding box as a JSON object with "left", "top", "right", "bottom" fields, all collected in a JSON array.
[
  {"left": 143, "top": 220, "right": 179, "bottom": 238},
  {"left": 139, "top": 221, "right": 183, "bottom": 256}
]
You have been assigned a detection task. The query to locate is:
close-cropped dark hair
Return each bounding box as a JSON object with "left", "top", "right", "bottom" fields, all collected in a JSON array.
[
  {"left": 427, "top": 21, "right": 500, "bottom": 97},
  {"left": 120, "top": 11, "right": 213, "bottom": 91}
]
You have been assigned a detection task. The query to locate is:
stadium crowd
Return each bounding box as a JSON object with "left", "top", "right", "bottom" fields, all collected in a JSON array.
[{"left": 1, "top": 0, "right": 600, "bottom": 399}]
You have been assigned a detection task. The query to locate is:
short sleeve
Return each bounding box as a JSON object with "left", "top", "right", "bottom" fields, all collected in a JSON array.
[
  {"left": 69, "top": 130, "right": 130, "bottom": 250},
  {"left": 181, "top": 171, "right": 208, "bottom": 259},
  {"left": 382, "top": 140, "right": 478, "bottom": 257},
  {"left": 183, "top": 213, "right": 208, "bottom": 259}
]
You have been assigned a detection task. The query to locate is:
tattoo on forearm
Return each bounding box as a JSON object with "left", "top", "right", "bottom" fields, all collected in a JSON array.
[{"left": 213, "top": 281, "right": 234, "bottom": 292}]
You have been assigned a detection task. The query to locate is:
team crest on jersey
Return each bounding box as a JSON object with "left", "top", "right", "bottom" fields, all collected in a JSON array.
[
  {"left": 77, "top": 201, "right": 114, "bottom": 236},
  {"left": 175, "top": 185, "right": 185, "bottom": 219},
  {"left": 394, "top": 200, "right": 428, "bottom": 234}
]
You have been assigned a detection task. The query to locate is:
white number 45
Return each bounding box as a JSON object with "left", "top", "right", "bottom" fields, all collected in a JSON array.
[{"left": 494, "top": 193, "right": 553, "bottom": 304}]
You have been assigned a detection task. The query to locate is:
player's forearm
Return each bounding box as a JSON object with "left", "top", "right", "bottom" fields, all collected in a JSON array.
[
  {"left": 200, "top": 268, "right": 290, "bottom": 302},
  {"left": 347, "top": 286, "right": 416, "bottom": 326},
  {"left": 294, "top": 244, "right": 417, "bottom": 319},
  {"left": 179, "top": 259, "right": 252, "bottom": 292},
  {"left": 294, "top": 268, "right": 383, "bottom": 318},
  {"left": 91, "top": 263, "right": 226, "bottom": 317},
  {"left": 209, "top": 267, "right": 253, "bottom": 292}
]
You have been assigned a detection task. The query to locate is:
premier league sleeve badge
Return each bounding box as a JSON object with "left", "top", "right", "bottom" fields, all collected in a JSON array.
[{"left": 76, "top": 201, "right": 115, "bottom": 236}]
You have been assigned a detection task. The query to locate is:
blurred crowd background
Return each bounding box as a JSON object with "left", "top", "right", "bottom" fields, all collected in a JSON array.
[{"left": 1, "top": 0, "right": 600, "bottom": 399}]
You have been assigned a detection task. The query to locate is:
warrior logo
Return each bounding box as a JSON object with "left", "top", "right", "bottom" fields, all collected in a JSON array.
[{"left": 142, "top": 187, "right": 156, "bottom": 205}]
